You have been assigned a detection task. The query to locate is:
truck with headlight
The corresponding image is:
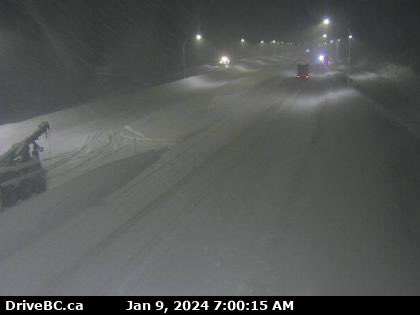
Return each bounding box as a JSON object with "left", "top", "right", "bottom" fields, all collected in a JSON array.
[
  {"left": 296, "top": 62, "right": 310, "bottom": 80},
  {"left": 219, "top": 55, "right": 231, "bottom": 69}
]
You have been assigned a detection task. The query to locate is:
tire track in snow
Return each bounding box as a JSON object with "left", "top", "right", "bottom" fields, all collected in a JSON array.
[{"left": 40, "top": 80, "right": 301, "bottom": 294}]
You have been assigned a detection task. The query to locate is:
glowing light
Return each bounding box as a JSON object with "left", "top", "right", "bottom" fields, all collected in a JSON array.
[
  {"left": 241, "top": 38, "right": 246, "bottom": 43},
  {"left": 195, "top": 34, "right": 202, "bottom": 41},
  {"left": 323, "top": 18, "right": 331, "bottom": 25},
  {"left": 348, "top": 35, "right": 353, "bottom": 39},
  {"left": 318, "top": 55, "right": 325, "bottom": 62},
  {"left": 306, "top": 49, "right": 311, "bottom": 53},
  {"left": 272, "top": 40, "right": 276, "bottom": 44},
  {"left": 219, "top": 56, "right": 231, "bottom": 66},
  {"left": 323, "top": 34, "right": 328, "bottom": 38},
  {"left": 260, "top": 40, "right": 265, "bottom": 44}
]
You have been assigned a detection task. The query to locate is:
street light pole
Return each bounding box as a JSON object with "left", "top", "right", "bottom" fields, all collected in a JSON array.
[
  {"left": 348, "top": 34, "right": 353, "bottom": 87},
  {"left": 182, "top": 40, "right": 187, "bottom": 78},
  {"left": 182, "top": 34, "right": 202, "bottom": 78},
  {"left": 335, "top": 39, "right": 341, "bottom": 63}
]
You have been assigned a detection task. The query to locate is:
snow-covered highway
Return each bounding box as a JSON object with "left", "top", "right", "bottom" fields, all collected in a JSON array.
[{"left": 0, "top": 57, "right": 419, "bottom": 295}]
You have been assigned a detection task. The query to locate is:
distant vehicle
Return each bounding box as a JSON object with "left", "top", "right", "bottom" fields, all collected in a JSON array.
[
  {"left": 0, "top": 122, "right": 50, "bottom": 210},
  {"left": 319, "top": 54, "right": 332, "bottom": 65},
  {"left": 324, "top": 56, "right": 333, "bottom": 65},
  {"left": 219, "top": 56, "right": 231, "bottom": 69},
  {"left": 296, "top": 63, "right": 310, "bottom": 80}
]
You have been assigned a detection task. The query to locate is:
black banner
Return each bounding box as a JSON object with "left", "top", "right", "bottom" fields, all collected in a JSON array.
[{"left": 0, "top": 296, "right": 418, "bottom": 314}]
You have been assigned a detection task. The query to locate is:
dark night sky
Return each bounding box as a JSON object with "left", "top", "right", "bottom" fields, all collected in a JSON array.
[
  {"left": 0, "top": 0, "right": 419, "bottom": 123},
  {"left": 1, "top": 0, "right": 419, "bottom": 59}
]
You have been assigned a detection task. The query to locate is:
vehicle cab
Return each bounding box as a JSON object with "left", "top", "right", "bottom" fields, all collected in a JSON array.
[{"left": 297, "top": 62, "right": 310, "bottom": 80}]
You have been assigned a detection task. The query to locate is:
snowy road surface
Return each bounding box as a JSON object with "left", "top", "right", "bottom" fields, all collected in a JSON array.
[{"left": 1, "top": 57, "right": 420, "bottom": 295}]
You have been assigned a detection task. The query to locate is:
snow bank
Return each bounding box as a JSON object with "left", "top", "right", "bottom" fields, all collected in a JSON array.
[{"left": 377, "top": 64, "right": 417, "bottom": 82}]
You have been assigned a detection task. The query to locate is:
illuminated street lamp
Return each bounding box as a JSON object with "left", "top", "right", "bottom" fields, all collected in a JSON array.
[
  {"left": 260, "top": 40, "right": 265, "bottom": 44},
  {"left": 323, "top": 18, "right": 331, "bottom": 25},
  {"left": 241, "top": 38, "right": 246, "bottom": 43},
  {"left": 323, "top": 34, "right": 328, "bottom": 39},
  {"left": 183, "top": 33, "right": 203, "bottom": 78}
]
